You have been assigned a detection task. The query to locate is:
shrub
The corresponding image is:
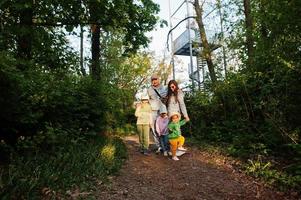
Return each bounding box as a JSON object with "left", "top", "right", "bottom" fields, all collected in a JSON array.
[{"left": 0, "top": 127, "right": 127, "bottom": 199}]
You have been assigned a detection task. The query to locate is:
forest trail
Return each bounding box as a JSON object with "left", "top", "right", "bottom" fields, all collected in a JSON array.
[{"left": 96, "top": 135, "right": 298, "bottom": 200}]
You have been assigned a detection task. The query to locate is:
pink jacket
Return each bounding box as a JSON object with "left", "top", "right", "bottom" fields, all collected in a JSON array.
[{"left": 155, "top": 116, "right": 169, "bottom": 136}]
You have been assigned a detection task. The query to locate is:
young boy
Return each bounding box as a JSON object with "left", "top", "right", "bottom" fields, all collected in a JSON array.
[
  {"left": 135, "top": 94, "right": 153, "bottom": 155},
  {"left": 168, "top": 112, "right": 189, "bottom": 161},
  {"left": 155, "top": 105, "right": 169, "bottom": 156}
]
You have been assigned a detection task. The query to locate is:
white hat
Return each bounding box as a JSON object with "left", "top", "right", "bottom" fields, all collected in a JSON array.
[
  {"left": 169, "top": 112, "right": 181, "bottom": 119},
  {"left": 159, "top": 105, "right": 167, "bottom": 114}
]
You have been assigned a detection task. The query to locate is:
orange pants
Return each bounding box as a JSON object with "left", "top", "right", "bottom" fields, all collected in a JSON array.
[{"left": 169, "top": 135, "right": 185, "bottom": 157}]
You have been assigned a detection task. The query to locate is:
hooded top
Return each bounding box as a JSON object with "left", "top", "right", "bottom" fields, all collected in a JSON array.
[
  {"left": 155, "top": 105, "right": 169, "bottom": 136},
  {"left": 135, "top": 102, "right": 152, "bottom": 125}
]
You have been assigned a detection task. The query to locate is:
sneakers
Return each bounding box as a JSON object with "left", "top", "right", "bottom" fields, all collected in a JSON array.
[
  {"left": 163, "top": 151, "right": 168, "bottom": 157},
  {"left": 172, "top": 156, "right": 179, "bottom": 161},
  {"left": 178, "top": 147, "right": 187, "bottom": 151},
  {"left": 143, "top": 149, "right": 150, "bottom": 156},
  {"left": 155, "top": 147, "right": 162, "bottom": 154}
]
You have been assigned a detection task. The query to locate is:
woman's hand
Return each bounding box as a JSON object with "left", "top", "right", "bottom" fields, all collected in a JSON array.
[{"left": 184, "top": 116, "right": 190, "bottom": 122}]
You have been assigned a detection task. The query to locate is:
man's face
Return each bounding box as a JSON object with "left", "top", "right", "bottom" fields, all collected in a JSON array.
[{"left": 151, "top": 78, "right": 160, "bottom": 87}]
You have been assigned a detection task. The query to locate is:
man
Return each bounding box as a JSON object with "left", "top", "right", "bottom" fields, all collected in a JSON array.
[{"left": 147, "top": 74, "right": 167, "bottom": 153}]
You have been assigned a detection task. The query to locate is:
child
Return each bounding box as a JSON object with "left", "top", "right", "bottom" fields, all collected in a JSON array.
[
  {"left": 168, "top": 112, "right": 189, "bottom": 161},
  {"left": 135, "top": 94, "right": 152, "bottom": 155},
  {"left": 155, "top": 105, "right": 169, "bottom": 156}
]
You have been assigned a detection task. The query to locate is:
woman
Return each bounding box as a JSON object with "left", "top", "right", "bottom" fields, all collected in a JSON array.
[{"left": 166, "top": 80, "right": 190, "bottom": 121}]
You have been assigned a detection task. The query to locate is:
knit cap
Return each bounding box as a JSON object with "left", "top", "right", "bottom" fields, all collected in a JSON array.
[{"left": 159, "top": 105, "right": 167, "bottom": 114}]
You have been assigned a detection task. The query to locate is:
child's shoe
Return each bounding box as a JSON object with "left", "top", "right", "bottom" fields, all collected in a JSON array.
[
  {"left": 163, "top": 151, "right": 168, "bottom": 157},
  {"left": 178, "top": 147, "right": 187, "bottom": 151},
  {"left": 143, "top": 149, "right": 150, "bottom": 156},
  {"left": 172, "top": 156, "right": 179, "bottom": 161},
  {"left": 155, "top": 147, "right": 162, "bottom": 154}
]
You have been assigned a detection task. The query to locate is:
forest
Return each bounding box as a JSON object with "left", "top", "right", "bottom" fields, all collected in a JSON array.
[{"left": 0, "top": 0, "right": 300, "bottom": 199}]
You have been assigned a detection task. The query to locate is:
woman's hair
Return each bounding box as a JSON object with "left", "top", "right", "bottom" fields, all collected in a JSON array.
[{"left": 167, "top": 80, "right": 179, "bottom": 104}]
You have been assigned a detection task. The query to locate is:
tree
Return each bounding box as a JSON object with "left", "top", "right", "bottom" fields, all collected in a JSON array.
[
  {"left": 86, "top": 0, "right": 159, "bottom": 80},
  {"left": 156, "top": 57, "right": 173, "bottom": 86},
  {"left": 16, "top": 0, "right": 33, "bottom": 65},
  {"left": 193, "top": 0, "right": 217, "bottom": 84},
  {"left": 79, "top": 26, "right": 86, "bottom": 76},
  {"left": 1, "top": 0, "right": 159, "bottom": 76},
  {"left": 243, "top": 0, "right": 254, "bottom": 67}
]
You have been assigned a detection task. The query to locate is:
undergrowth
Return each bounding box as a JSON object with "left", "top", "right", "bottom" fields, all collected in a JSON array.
[
  {"left": 0, "top": 128, "right": 127, "bottom": 199},
  {"left": 187, "top": 136, "right": 301, "bottom": 193}
]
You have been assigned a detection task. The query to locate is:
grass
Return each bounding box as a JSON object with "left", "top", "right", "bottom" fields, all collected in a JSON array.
[
  {"left": 0, "top": 131, "right": 127, "bottom": 199},
  {"left": 186, "top": 135, "right": 301, "bottom": 193}
]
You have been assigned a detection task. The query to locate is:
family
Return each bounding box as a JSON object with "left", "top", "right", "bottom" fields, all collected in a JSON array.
[{"left": 134, "top": 74, "right": 190, "bottom": 161}]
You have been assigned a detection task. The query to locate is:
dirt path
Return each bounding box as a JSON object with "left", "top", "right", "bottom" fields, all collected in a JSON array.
[{"left": 96, "top": 136, "right": 299, "bottom": 200}]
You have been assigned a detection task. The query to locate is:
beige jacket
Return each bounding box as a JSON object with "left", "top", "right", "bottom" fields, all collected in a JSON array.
[{"left": 135, "top": 103, "right": 153, "bottom": 125}]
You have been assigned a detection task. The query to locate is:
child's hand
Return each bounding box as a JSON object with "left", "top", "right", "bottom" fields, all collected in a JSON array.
[{"left": 184, "top": 116, "right": 190, "bottom": 122}]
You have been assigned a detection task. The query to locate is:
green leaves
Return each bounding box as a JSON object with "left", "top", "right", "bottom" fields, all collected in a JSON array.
[{"left": 1, "top": 133, "right": 127, "bottom": 199}]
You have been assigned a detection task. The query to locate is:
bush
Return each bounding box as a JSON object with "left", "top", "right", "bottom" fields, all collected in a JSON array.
[
  {"left": 0, "top": 52, "right": 132, "bottom": 199},
  {"left": 186, "top": 68, "right": 301, "bottom": 191},
  {"left": 0, "top": 127, "right": 127, "bottom": 199}
]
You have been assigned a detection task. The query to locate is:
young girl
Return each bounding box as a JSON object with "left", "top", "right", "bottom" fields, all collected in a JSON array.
[
  {"left": 155, "top": 105, "right": 169, "bottom": 156},
  {"left": 135, "top": 94, "right": 152, "bottom": 155},
  {"left": 168, "top": 112, "right": 189, "bottom": 161}
]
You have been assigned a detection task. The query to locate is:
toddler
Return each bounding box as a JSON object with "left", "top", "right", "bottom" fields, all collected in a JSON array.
[
  {"left": 155, "top": 105, "right": 169, "bottom": 156},
  {"left": 168, "top": 112, "right": 189, "bottom": 161}
]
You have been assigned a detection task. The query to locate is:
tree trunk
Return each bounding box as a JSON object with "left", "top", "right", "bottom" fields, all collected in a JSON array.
[
  {"left": 80, "top": 26, "right": 86, "bottom": 76},
  {"left": 88, "top": 1, "right": 101, "bottom": 80},
  {"left": 17, "top": 0, "right": 33, "bottom": 70},
  {"left": 193, "top": 0, "right": 217, "bottom": 84},
  {"left": 217, "top": 0, "right": 227, "bottom": 78},
  {"left": 90, "top": 24, "right": 101, "bottom": 80},
  {"left": 243, "top": 0, "right": 254, "bottom": 67}
]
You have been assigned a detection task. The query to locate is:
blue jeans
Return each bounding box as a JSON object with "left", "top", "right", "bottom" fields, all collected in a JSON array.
[{"left": 159, "top": 135, "right": 169, "bottom": 152}]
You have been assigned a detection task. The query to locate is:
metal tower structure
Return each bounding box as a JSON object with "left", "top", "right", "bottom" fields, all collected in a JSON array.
[{"left": 168, "top": 0, "right": 221, "bottom": 91}]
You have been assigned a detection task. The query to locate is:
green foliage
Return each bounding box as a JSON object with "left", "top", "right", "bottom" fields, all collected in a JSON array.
[
  {"left": 245, "top": 156, "right": 301, "bottom": 191},
  {"left": 0, "top": 56, "right": 108, "bottom": 140},
  {"left": 187, "top": 68, "right": 301, "bottom": 190},
  {"left": 1, "top": 0, "right": 161, "bottom": 199},
  {"left": 0, "top": 128, "right": 127, "bottom": 199},
  {"left": 186, "top": 0, "right": 301, "bottom": 191},
  {"left": 0, "top": 51, "right": 131, "bottom": 198}
]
